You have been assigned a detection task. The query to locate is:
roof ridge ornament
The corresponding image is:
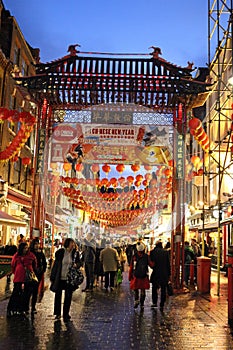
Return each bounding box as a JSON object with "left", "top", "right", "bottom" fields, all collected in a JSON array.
[
  {"left": 67, "top": 44, "right": 81, "bottom": 56},
  {"left": 149, "top": 46, "right": 162, "bottom": 59}
]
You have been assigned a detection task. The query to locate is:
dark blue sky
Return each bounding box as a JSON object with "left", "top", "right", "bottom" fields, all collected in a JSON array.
[{"left": 4, "top": 0, "right": 207, "bottom": 69}]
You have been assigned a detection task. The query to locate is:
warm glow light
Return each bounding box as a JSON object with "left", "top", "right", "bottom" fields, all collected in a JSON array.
[
  {"left": 210, "top": 194, "right": 217, "bottom": 201},
  {"left": 228, "top": 76, "right": 233, "bottom": 85}
]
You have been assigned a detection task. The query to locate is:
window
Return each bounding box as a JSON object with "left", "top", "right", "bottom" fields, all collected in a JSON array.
[
  {"left": 13, "top": 45, "right": 20, "bottom": 66},
  {"left": 21, "top": 58, "right": 28, "bottom": 76},
  {"left": 13, "top": 158, "right": 21, "bottom": 186}
]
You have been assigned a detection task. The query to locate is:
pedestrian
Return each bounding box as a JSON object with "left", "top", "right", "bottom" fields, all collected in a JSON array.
[
  {"left": 191, "top": 238, "right": 201, "bottom": 283},
  {"left": 18, "top": 234, "right": 26, "bottom": 245},
  {"left": 100, "top": 241, "right": 120, "bottom": 292},
  {"left": 128, "top": 242, "right": 150, "bottom": 310},
  {"left": 93, "top": 241, "right": 104, "bottom": 287},
  {"left": 30, "top": 238, "right": 47, "bottom": 313},
  {"left": 82, "top": 233, "right": 96, "bottom": 292},
  {"left": 149, "top": 241, "right": 171, "bottom": 312},
  {"left": 200, "top": 239, "right": 209, "bottom": 257},
  {"left": 184, "top": 241, "right": 194, "bottom": 287},
  {"left": 7, "top": 242, "right": 37, "bottom": 317},
  {"left": 50, "top": 237, "right": 81, "bottom": 322},
  {"left": 115, "top": 244, "right": 127, "bottom": 272},
  {"left": 4, "top": 238, "right": 17, "bottom": 283},
  {"left": 126, "top": 244, "right": 133, "bottom": 266}
]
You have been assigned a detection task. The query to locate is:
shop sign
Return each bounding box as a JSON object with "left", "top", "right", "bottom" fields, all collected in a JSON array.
[
  {"left": 176, "top": 134, "right": 184, "bottom": 179},
  {"left": 92, "top": 110, "right": 133, "bottom": 124},
  {"left": 36, "top": 129, "right": 46, "bottom": 173}
]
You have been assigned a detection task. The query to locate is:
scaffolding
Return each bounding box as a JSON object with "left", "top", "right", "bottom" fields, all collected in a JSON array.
[{"left": 207, "top": 0, "right": 233, "bottom": 295}]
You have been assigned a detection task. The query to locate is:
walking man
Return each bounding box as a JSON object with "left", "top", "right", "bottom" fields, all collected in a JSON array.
[
  {"left": 149, "top": 241, "right": 171, "bottom": 312},
  {"left": 100, "top": 241, "right": 120, "bottom": 291},
  {"left": 82, "top": 233, "right": 96, "bottom": 292}
]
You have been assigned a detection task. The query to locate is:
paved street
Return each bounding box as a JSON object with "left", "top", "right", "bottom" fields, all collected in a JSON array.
[{"left": 0, "top": 270, "right": 232, "bottom": 350}]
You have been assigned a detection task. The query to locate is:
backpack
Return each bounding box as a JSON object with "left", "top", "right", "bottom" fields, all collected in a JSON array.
[{"left": 133, "top": 253, "right": 148, "bottom": 279}]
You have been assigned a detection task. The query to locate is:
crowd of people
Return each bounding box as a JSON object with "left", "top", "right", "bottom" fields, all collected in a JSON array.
[{"left": 3, "top": 232, "right": 208, "bottom": 321}]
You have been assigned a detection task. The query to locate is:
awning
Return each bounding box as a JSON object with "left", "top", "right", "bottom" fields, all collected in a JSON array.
[{"left": 0, "top": 210, "right": 27, "bottom": 227}]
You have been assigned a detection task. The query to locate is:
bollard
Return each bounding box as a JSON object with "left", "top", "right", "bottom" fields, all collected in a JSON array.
[
  {"left": 197, "top": 256, "right": 211, "bottom": 293},
  {"left": 227, "top": 246, "right": 233, "bottom": 326}
]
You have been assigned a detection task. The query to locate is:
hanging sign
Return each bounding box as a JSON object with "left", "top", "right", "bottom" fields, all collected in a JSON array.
[
  {"left": 176, "top": 134, "right": 184, "bottom": 179},
  {"left": 36, "top": 129, "right": 46, "bottom": 173}
]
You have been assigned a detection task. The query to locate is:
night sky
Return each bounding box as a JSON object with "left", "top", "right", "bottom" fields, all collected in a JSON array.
[{"left": 3, "top": 0, "right": 207, "bottom": 70}]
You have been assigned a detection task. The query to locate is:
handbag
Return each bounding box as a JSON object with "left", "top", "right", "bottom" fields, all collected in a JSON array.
[
  {"left": 167, "top": 281, "right": 173, "bottom": 296},
  {"left": 66, "top": 251, "right": 84, "bottom": 291},
  {"left": 25, "top": 269, "right": 38, "bottom": 284}
]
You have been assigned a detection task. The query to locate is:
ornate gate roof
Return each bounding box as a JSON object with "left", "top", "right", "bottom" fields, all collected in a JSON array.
[{"left": 15, "top": 47, "right": 210, "bottom": 111}]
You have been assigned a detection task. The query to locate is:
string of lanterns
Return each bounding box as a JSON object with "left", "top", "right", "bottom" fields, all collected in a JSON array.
[
  {"left": 189, "top": 117, "right": 209, "bottom": 152},
  {"left": 59, "top": 161, "right": 174, "bottom": 227},
  {"left": 0, "top": 108, "right": 36, "bottom": 162}
]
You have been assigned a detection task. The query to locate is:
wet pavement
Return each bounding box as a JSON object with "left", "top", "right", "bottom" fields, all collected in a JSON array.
[{"left": 0, "top": 270, "right": 232, "bottom": 350}]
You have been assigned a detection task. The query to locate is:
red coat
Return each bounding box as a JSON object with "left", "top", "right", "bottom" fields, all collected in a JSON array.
[
  {"left": 11, "top": 252, "right": 37, "bottom": 283},
  {"left": 128, "top": 251, "right": 150, "bottom": 290}
]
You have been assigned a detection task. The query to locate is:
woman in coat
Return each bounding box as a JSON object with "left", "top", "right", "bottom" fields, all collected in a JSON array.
[
  {"left": 30, "top": 238, "right": 47, "bottom": 313},
  {"left": 50, "top": 238, "right": 81, "bottom": 322},
  {"left": 7, "top": 242, "right": 37, "bottom": 317},
  {"left": 128, "top": 242, "right": 150, "bottom": 310}
]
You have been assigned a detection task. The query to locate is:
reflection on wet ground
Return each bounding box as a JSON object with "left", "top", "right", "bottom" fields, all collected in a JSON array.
[{"left": 0, "top": 271, "right": 232, "bottom": 349}]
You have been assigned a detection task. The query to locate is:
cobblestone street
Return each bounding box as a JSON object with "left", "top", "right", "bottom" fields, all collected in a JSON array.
[{"left": 0, "top": 270, "right": 232, "bottom": 350}]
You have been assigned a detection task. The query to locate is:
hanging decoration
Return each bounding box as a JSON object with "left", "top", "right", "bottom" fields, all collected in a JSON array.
[
  {"left": 0, "top": 108, "right": 36, "bottom": 162},
  {"left": 102, "top": 164, "right": 111, "bottom": 175},
  {"left": 63, "top": 162, "right": 72, "bottom": 173},
  {"left": 91, "top": 164, "right": 100, "bottom": 173},
  {"left": 188, "top": 117, "right": 209, "bottom": 152},
  {"left": 116, "top": 164, "right": 125, "bottom": 173},
  {"left": 22, "top": 157, "right": 31, "bottom": 170},
  {"left": 60, "top": 164, "right": 173, "bottom": 228}
]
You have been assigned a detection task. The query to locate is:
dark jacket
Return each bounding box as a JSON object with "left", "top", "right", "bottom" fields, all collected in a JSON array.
[
  {"left": 50, "top": 248, "right": 81, "bottom": 292},
  {"left": 31, "top": 249, "right": 47, "bottom": 281},
  {"left": 82, "top": 240, "right": 96, "bottom": 264},
  {"left": 149, "top": 247, "right": 171, "bottom": 285}
]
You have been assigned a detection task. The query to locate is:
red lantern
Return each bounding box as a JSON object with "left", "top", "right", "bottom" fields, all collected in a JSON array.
[
  {"left": 116, "top": 164, "right": 125, "bottom": 173},
  {"left": 144, "top": 165, "right": 152, "bottom": 171},
  {"left": 189, "top": 118, "right": 202, "bottom": 130},
  {"left": 91, "top": 164, "right": 100, "bottom": 173},
  {"left": 102, "top": 164, "right": 111, "bottom": 174},
  {"left": 136, "top": 174, "right": 143, "bottom": 182},
  {"left": 101, "top": 178, "right": 109, "bottom": 186},
  {"left": 131, "top": 164, "right": 140, "bottom": 172},
  {"left": 22, "top": 157, "right": 31, "bottom": 166},
  {"left": 75, "top": 163, "right": 84, "bottom": 172},
  {"left": 164, "top": 168, "right": 172, "bottom": 177},
  {"left": 109, "top": 177, "right": 117, "bottom": 187},
  {"left": 125, "top": 176, "right": 133, "bottom": 185},
  {"left": 63, "top": 162, "right": 72, "bottom": 172},
  {"left": 191, "top": 156, "right": 200, "bottom": 167}
]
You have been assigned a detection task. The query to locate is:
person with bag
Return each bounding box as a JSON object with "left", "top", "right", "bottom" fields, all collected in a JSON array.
[
  {"left": 30, "top": 238, "right": 47, "bottom": 313},
  {"left": 50, "top": 238, "right": 82, "bottom": 322},
  {"left": 7, "top": 242, "right": 37, "bottom": 317},
  {"left": 149, "top": 241, "right": 171, "bottom": 312},
  {"left": 128, "top": 242, "right": 150, "bottom": 310}
]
